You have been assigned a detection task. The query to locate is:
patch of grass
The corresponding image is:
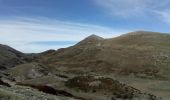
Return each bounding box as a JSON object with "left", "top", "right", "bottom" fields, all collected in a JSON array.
[{"left": 0, "top": 90, "right": 23, "bottom": 100}]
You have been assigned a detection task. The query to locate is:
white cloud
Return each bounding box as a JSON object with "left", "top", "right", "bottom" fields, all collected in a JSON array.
[
  {"left": 0, "top": 17, "right": 128, "bottom": 53},
  {"left": 154, "top": 10, "right": 170, "bottom": 24},
  {"left": 93, "top": 0, "right": 170, "bottom": 23},
  {"left": 94, "top": 0, "right": 150, "bottom": 17}
]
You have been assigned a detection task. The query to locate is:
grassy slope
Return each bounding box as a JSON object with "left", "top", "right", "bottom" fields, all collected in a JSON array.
[
  {"left": 0, "top": 44, "right": 36, "bottom": 70},
  {"left": 40, "top": 31, "right": 170, "bottom": 79},
  {"left": 5, "top": 31, "right": 170, "bottom": 99}
]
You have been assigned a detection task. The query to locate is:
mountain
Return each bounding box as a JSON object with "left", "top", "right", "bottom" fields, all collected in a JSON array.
[
  {"left": 30, "top": 31, "right": 170, "bottom": 99},
  {"left": 75, "top": 34, "right": 104, "bottom": 46},
  {"left": 40, "top": 31, "right": 170, "bottom": 79},
  {"left": 0, "top": 44, "right": 26, "bottom": 70},
  {"left": 0, "top": 44, "right": 35, "bottom": 70},
  {"left": 1, "top": 31, "right": 170, "bottom": 100}
]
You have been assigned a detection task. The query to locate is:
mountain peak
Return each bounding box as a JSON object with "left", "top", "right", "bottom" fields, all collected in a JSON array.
[
  {"left": 75, "top": 34, "right": 103, "bottom": 47},
  {"left": 85, "top": 34, "right": 104, "bottom": 40}
]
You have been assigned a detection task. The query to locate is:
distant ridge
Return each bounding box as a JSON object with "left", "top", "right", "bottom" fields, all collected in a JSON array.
[{"left": 0, "top": 44, "right": 35, "bottom": 69}]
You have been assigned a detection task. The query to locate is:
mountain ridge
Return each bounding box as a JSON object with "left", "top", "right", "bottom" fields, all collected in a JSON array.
[{"left": 0, "top": 31, "right": 170, "bottom": 100}]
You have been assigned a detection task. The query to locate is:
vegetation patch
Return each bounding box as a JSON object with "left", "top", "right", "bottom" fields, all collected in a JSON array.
[{"left": 65, "top": 76, "right": 142, "bottom": 99}]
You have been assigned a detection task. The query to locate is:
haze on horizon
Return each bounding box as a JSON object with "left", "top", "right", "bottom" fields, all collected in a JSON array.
[{"left": 0, "top": 0, "right": 170, "bottom": 53}]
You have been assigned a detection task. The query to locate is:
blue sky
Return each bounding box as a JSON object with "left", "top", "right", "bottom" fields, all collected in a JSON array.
[{"left": 0, "top": 0, "right": 170, "bottom": 53}]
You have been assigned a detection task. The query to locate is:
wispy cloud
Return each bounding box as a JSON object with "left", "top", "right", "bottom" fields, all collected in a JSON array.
[
  {"left": 93, "top": 0, "right": 170, "bottom": 23},
  {"left": 94, "top": 0, "right": 150, "bottom": 17},
  {"left": 0, "top": 17, "right": 128, "bottom": 53},
  {"left": 30, "top": 41, "right": 78, "bottom": 46},
  {"left": 154, "top": 10, "right": 170, "bottom": 24}
]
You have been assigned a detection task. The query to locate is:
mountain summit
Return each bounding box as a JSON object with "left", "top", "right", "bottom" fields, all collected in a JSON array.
[
  {"left": 75, "top": 34, "right": 104, "bottom": 47},
  {"left": 85, "top": 34, "right": 104, "bottom": 40}
]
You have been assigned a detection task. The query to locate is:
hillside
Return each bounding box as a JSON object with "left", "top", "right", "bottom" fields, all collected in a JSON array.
[
  {"left": 0, "top": 44, "right": 36, "bottom": 70},
  {"left": 40, "top": 31, "right": 170, "bottom": 79},
  {"left": 1, "top": 31, "right": 170, "bottom": 100}
]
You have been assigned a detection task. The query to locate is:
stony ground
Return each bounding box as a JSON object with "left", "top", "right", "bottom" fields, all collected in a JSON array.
[{"left": 0, "top": 84, "right": 79, "bottom": 100}]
